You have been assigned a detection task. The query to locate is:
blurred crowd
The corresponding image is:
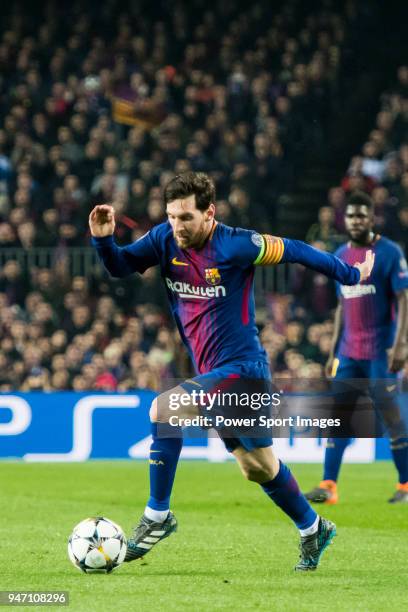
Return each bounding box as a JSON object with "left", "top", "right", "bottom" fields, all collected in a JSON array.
[
  {"left": 304, "top": 65, "right": 408, "bottom": 255},
  {"left": 0, "top": 265, "right": 183, "bottom": 391},
  {"left": 0, "top": 1, "right": 407, "bottom": 390},
  {"left": 0, "top": 0, "right": 356, "bottom": 245}
]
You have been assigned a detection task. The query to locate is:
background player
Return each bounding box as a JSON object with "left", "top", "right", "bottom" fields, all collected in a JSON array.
[
  {"left": 306, "top": 191, "right": 408, "bottom": 505},
  {"left": 90, "top": 172, "right": 374, "bottom": 571}
]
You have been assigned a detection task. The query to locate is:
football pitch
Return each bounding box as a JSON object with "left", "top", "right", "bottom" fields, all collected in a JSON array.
[{"left": 0, "top": 461, "right": 406, "bottom": 612}]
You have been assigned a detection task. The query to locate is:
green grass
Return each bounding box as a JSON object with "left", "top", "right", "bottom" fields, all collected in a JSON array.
[{"left": 0, "top": 461, "right": 406, "bottom": 611}]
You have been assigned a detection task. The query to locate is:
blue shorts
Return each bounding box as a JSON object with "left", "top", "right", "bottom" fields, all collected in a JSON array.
[
  {"left": 333, "top": 354, "right": 396, "bottom": 381},
  {"left": 182, "top": 361, "right": 273, "bottom": 453},
  {"left": 328, "top": 355, "right": 408, "bottom": 440},
  {"left": 332, "top": 354, "right": 398, "bottom": 405}
]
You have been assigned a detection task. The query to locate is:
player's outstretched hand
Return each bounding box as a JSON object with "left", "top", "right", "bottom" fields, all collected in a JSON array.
[
  {"left": 353, "top": 249, "right": 375, "bottom": 282},
  {"left": 89, "top": 204, "right": 116, "bottom": 237}
]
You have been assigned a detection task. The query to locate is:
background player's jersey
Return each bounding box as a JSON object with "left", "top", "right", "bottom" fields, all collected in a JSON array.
[
  {"left": 335, "top": 236, "right": 408, "bottom": 360},
  {"left": 93, "top": 221, "right": 360, "bottom": 374}
]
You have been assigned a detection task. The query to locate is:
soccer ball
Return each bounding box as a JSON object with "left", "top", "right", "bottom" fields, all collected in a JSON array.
[{"left": 68, "top": 517, "right": 127, "bottom": 573}]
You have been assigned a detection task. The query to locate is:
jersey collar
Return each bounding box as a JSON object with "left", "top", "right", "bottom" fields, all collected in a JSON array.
[
  {"left": 348, "top": 233, "right": 380, "bottom": 248},
  {"left": 208, "top": 219, "right": 218, "bottom": 241}
]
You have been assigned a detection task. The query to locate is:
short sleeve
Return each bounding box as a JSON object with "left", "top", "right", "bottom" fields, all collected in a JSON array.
[
  {"left": 228, "top": 227, "right": 263, "bottom": 268},
  {"left": 389, "top": 245, "right": 408, "bottom": 293}
]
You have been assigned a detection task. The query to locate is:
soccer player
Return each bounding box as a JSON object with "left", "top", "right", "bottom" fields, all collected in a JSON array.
[
  {"left": 90, "top": 172, "right": 374, "bottom": 571},
  {"left": 305, "top": 191, "right": 408, "bottom": 505}
]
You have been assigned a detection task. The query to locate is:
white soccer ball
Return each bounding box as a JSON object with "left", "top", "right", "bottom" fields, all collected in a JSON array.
[{"left": 68, "top": 516, "right": 127, "bottom": 573}]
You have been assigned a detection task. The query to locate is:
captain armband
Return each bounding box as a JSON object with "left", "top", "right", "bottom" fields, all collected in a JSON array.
[{"left": 253, "top": 235, "right": 285, "bottom": 265}]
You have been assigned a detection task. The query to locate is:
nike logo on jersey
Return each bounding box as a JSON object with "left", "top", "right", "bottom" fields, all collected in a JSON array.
[{"left": 172, "top": 257, "right": 189, "bottom": 266}]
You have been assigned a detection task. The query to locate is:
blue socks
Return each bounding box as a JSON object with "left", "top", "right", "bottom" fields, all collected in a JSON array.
[
  {"left": 147, "top": 423, "right": 183, "bottom": 512},
  {"left": 261, "top": 462, "right": 317, "bottom": 531},
  {"left": 323, "top": 436, "right": 408, "bottom": 484},
  {"left": 146, "top": 428, "right": 319, "bottom": 532},
  {"left": 390, "top": 437, "right": 408, "bottom": 484},
  {"left": 323, "top": 437, "right": 351, "bottom": 482}
]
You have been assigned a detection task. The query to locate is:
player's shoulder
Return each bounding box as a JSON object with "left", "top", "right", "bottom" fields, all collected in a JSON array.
[
  {"left": 216, "top": 222, "right": 262, "bottom": 246},
  {"left": 148, "top": 221, "right": 172, "bottom": 245},
  {"left": 334, "top": 242, "right": 349, "bottom": 258},
  {"left": 377, "top": 236, "right": 408, "bottom": 287},
  {"left": 376, "top": 235, "right": 403, "bottom": 256},
  {"left": 214, "top": 223, "right": 262, "bottom": 267}
]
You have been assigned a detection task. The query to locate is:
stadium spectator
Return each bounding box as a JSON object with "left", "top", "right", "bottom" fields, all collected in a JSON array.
[
  {"left": 0, "top": 4, "right": 406, "bottom": 391},
  {"left": 0, "top": 260, "right": 27, "bottom": 306},
  {"left": 305, "top": 206, "right": 342, "bottom": 252}
]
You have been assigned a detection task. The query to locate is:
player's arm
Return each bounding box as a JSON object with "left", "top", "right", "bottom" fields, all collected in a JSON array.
[
  {"left": 388, "top": 289, "right": 408, "bottom": 373},
  {"left": 325, "top": 302, "right": 343, "bottom": 379},
  {"left": 89, "top": 204, "right": 159, "bottom": 277},
  {"left": 387, "top": 248, "right": 408, "bottom": 372},
  {"left": 254, "top": 235, "right": 375, "bottom": 284}
]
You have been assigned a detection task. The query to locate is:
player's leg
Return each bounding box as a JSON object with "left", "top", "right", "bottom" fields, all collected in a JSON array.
[
  {"left": 370, "top": 357, "right": 408, "bottom": 503},
  {"left": 125, "top": 384, "right": 191, "bottom": 562},
  {"left": 125, "top": 369, "right": 229, "bottom": 562},
  {"left": 304, "top": 437, "right": 350, "bottom": 504},
  {"left": 233, "top": 445, "right": 317, "bottom": 529},
  {"left": 376, "top": 401, "right": 408, "bottom": 502},
  {"left": 232, "top": 444, "right": 336, "bottom": 571},
  {"left": 305, "top": 357, "right": 361, "bottom": 504}
]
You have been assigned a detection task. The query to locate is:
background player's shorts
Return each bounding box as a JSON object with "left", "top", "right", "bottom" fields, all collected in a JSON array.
[
  {"left": 182, "top": 360, "right": 273, "bottom": 453},
  {"left": 329, "top": 353, "right": 402, "bottom": 438},
  {"left": 333, "top": 353, "right": 397, "bottom": 402},
  {"left": 333, "top": 353, "right": 396, "bottom": 381}
]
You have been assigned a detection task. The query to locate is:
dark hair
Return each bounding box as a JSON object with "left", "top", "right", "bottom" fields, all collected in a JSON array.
[
  {"left": 163, "top": 172, "right": 216, "bottom": 211},
  {"left": 347, "top": 190, "right": 373, "bottom": 209}
]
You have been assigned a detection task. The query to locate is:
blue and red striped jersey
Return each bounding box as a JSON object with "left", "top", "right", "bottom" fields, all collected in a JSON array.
[
  {"left": 93, "top": 221, "right": 360, "bottom": 374},
  {"left": 335, "top": 236, "right": 408, "bottom": 360}
]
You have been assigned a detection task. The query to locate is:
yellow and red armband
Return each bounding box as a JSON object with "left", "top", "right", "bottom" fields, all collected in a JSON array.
[{"left": 253, "top": 235, "right": 285, "bottom": 265}]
